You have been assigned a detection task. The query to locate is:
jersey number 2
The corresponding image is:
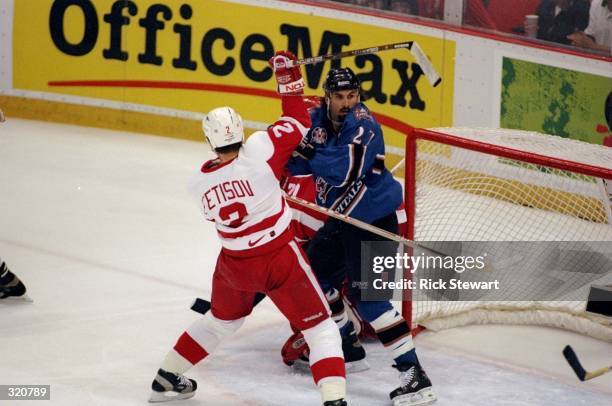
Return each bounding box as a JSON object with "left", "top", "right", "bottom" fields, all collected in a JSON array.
[{"left": 219, "top": 202, "right": 248, "bottom": 227}]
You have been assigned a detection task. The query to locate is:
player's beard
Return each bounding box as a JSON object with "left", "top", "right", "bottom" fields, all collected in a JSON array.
[
  {"left": 331, "top": 111, "right": 348, "bottom": 132},
  {"left": 335, "top": 108, "right": 350, "bottom": 123}
]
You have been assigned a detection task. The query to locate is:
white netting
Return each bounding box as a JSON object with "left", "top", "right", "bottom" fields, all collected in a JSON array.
[{"left": 407, "top": 127, "right": 612, "bottom": 341}]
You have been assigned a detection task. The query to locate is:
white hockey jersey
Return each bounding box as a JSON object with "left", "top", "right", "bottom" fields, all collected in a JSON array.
[{"left": 193, "top": 97, "right": 310, "bottom": 256}]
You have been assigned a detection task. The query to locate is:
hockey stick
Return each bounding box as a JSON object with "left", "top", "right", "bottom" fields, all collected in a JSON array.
[
  {"left": 563, "top": 345, "right": 612, "bottom": 381},
  {"left": 286, "top": 194, "right": 411, "bottom": 245},
  {"left": 191, "top": 297, "right": 211, "bottom": 315},
  {"left": 390, "top": 158, "right": 405, "bottom": 175},
  {"left": 286, "top": 194, "right": 497, "bottom": 272},
  {"left": 287, "top": 41, "right": 442, "bottom": 87},
  {"left": 285, "top": 194, "right": 464, "bottom": 262}
]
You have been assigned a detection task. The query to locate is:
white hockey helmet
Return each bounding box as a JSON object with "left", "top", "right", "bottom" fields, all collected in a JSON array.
[{"left": 202, "top": 106, "right": 244, "bottom": 149}]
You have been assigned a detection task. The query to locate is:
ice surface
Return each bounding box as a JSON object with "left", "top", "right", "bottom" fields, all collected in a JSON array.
[{"left": 1, "top": 119, "right": 610, "bottom": 405}]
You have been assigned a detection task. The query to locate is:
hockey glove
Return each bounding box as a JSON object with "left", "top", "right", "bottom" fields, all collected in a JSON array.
[
  {"left": 281, "top": 331, "right": 310, "bottom": 366},
  {"left": 269, "top": 50, "right": 304, "bottom": 95},
  {"left": 293, "top": 137, "right": 315, "bottom": 160}
]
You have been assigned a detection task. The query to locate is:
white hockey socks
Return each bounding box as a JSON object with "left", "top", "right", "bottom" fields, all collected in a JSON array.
[
  {"left": 160, "top": 349, "right": 193, "bottom": 375},
  {"left": 162, "top": 312, "right": 245, "bottom": 373},
  {"left": 302, "top": 318, "right": 346, "bottom": 401}
]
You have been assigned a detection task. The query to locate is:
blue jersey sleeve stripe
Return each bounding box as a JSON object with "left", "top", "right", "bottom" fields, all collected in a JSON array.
[
  {"left": 337, "top": 143, "right": 354, "bottom": 188},
  {"left": 348, "top": 143, "right": 365, "bottom": 185}
]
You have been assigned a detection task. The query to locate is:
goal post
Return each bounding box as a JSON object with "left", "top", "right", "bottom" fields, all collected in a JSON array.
[{"left": 400, "top": 127, "right": 612, "bottom": 341}]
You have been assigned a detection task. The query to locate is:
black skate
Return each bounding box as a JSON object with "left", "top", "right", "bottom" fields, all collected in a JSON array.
[
  {"left": 149, "top": 368, "right": 197, "bottom": 403},
  {"left": 0, "top": 265, "right": 28, "bottom": 300},
  {"left": 341, "top": 327, "right": 369, "bottom": 373},
  {"left": 324, "top": 399, "right": 348, "bottom": 406},
  {"left": 389, "top": 363, "right": 436, "bottom": 406}
]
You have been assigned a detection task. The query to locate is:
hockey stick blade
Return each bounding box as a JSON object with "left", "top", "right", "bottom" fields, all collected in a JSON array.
[
  {"left": 563, "top": 345, "right": 587, "bottom": 381},
  {"left": 191, "top": 297, "right": 211, "bottom": 315},
  {"left": 406, "top": 42, "right": 442, "bottom": 87},
  {"left": 191, "top": 294, "right": 266, "bottom": 315},
  {"left": 563, "top": 345, "right": 612, "bottom": 381},
  {"left": 287, "top": 41, "right": 441, "bottom": 88}
]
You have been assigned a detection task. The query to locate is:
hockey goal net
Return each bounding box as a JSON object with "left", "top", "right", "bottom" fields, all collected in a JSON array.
[{"left": 400, "top": 127, "right": 612, "bottom": 341}]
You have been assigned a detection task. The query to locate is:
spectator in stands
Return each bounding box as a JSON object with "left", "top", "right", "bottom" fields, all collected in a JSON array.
[
  {"left": 369, "top": 0, "right": 388, "bottom": 10},
  {"left": 418, "top": 0, "right": 499, "bottom": 27},
  {"left": 348, "top": 0, "right": 384, "bottom": 9},
  {"left": 536, "top": 0, "right": 590, "bottom": 45},
  {"left": 349, "top": 0, "right": 370, "bottom": 6},
  {"left": 567, "top": 0, "right": 612, "bottom": 53},
  {"left": 418, "top": 0, "right": 444, "bottom": 20},
  {"left": 464, "top": 0, "right": 498, "bottom": 29},
  {"left": 478, "top": 0, "right": 540, "bottom": 33},
  {"left": 389, "top": 0, "right": 418, "bottom": 14}
]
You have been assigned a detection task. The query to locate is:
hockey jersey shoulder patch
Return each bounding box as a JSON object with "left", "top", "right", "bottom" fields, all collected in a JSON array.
[
  {"left": 311, "top": 127, "right": 328, "bottom": 145},
  {"left": 352, "top": 105, "right": 372, "bottom": 122}
]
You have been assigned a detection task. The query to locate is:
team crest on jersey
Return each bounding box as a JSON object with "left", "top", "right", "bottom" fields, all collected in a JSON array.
[
  {"left": 315, "top": 177, "right": 332, "bottom": 204},
  {"left": 311, "top": 127, "right": 327, "bottom": 145},
  {"left": 353, "top": 106, "right": 371, "bottom": 121}
]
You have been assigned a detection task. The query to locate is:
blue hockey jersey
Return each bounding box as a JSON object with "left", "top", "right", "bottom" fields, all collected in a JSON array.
[{"left": 288, "top": 102, "right": 402, "bottom": 223}]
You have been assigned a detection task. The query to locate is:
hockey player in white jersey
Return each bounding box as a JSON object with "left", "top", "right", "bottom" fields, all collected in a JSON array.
[{"left": 148, "top": 51, "right": 347, "bottom": 406}]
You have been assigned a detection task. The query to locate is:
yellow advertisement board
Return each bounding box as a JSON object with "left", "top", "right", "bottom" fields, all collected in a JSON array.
[{"left": 13, "top": 0, "right": 454, "bottom": 149}]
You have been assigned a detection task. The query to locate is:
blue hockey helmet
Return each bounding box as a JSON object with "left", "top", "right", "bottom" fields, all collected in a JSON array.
[{"left": 323, "top": 67, "right": 361, "bottom": 94}]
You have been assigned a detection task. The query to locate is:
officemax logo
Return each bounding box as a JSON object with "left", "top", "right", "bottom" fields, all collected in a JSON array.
[{"left": 48, "top": 0, "right": 430, "bottom": 111}]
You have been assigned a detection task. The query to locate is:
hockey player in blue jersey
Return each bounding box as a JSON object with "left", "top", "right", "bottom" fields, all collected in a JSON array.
[{"left": 288, "top": 67, "right": 436, "bottom": 406}]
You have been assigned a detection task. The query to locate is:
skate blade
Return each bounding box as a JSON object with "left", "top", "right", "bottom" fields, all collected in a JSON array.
[
  {"left": 0, "top": 294, "right": 33, "bottom": 303},
  {"left": 148, "top": 390, "right": 196, "bottom": 403},
  {"left": 291, "top": 358, "right": 370, "bottom": 374},
  {"left": 345, "top": 358, "right": 370, "bottom": 374},
  {"left": 290, "top": 359, "right": 311, "bottom": 374},
  {"left": 392, "top": 387, "right": 437, "bottom": 406}
]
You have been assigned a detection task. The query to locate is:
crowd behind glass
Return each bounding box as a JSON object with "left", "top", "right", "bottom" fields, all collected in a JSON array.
[{"left": 328, "top": 0, "right": 611, "bottom": 55}]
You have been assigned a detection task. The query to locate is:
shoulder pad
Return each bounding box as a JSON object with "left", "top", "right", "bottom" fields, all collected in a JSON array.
[{"left": 245, "top": 130, "right": 268, "bottom": 146}]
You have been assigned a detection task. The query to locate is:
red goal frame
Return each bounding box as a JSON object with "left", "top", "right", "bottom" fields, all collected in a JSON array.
[{"left": 401, "top": 127, "right": 612, "bottom": 329}]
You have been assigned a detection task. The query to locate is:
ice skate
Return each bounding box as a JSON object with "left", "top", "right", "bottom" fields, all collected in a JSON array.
[
  {"left": 340, "top": 324, "right": 369, "bottom": 373},
  {"left": 323, "top": 399, "right": 348, "bottom": 406},
  {"left": 390, "top": 363, "right": 437, "bottom": 406},
  {"left": 149, "top": 368, "right": 197, "bottom": 403},
  {"left": 0, "top": 268, "right": 29, "bottom": 301}
]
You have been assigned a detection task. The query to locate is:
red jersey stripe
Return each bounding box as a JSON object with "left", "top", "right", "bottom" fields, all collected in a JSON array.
[{"left": 217, "top": 199, "right": 287, "bottom": 239}]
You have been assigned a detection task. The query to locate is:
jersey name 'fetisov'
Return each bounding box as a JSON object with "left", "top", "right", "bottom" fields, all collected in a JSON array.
[{"left": 192, "top": 100, "right": 309, "bottom": 254}]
